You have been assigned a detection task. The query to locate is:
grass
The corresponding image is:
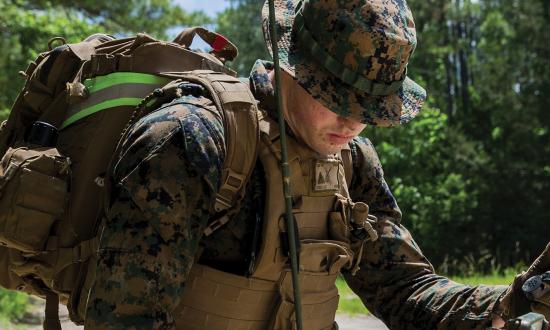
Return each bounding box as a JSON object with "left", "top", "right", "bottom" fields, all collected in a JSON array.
[
  {"left": 336, "top": 269, "right": 516, "bottom": 316},
  {"left": 0, "top": 288, "right": 29, "bottom": 324},
  {"left": 450, "top": 268, "right": 516, "bottom": 286},
  {"left": 336, "top": 277, "right": 371, "bottom": 315}
]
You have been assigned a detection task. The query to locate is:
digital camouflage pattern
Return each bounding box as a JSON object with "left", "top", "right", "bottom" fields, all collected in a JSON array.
[
  {"left": 261, "top": 0, "right": 427, "bottom": 127},
  {"left": 85, "top": 61, "right": 507, "bottom": 329},
  {"left": 85, "top": 95, "right": 225, "bottom": 329}
]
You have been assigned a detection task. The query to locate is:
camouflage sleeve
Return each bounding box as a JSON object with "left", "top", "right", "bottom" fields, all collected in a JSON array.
[
  {"left": 85, "top": 96, "right": 225, "bottom": 329},
  {"left": 344, "top": 136, "right": 507, "bottom": 329}
]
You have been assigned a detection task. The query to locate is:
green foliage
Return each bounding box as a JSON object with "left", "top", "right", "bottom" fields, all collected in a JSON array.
[
  {"left": 215, "top": 0, "right": 269, "bottom": 76},
  {"left": 15, "top": 0, "right": 210, "bottom": 36},
  {"left": 366, "top": 0, "right": 550, "bottom": 271},
  {"left": 0, "top": 1, "right": 99, "bottom": 110},
  {"left": 0, "top": 288, "right": 28, "bottom": 321},
  {"left": 367, "top": 106, "right": 490, "bottom": 269},
  {"left": 449, "top": 267, "right": 517, "bottom": 286},
  {"left": 0, "top": 0, "right": 209, "bottom": 111},
  {"left": 0, "top": 109, "right": 11, "bottom": 122},
  {"left": 336, "top": 277, "right": 370, "bottom": 316}
]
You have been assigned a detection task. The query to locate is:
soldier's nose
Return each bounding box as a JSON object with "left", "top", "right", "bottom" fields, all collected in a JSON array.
[{"left": 338, "top": 115, "right": 363, "bottom": 131}]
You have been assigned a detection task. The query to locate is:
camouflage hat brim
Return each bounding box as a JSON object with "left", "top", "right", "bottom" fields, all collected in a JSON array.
[{"left": 262, "top": 0, "right": 427, "bottom": 126}]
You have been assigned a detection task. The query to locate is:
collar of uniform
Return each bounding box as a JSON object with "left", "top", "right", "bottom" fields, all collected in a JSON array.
[{"left": 249, "top": 59, "right": 302, "bottom": 142}]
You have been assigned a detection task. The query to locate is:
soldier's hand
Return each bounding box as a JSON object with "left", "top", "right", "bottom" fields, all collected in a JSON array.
[{"left": 496, "top": 243, "right": 550, "bottom": 322}]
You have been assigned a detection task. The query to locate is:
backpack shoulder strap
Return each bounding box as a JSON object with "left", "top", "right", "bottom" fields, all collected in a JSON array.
[
  {"left": 176, "top": 71, "right": 260, "bottom": 236},
  {"left": 341, "top": 145, "right": 353, "bottom": 188}
]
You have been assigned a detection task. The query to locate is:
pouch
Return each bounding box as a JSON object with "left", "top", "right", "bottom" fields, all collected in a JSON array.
[
  {"left": 0, "top": 146, "right": 70, "bottom": 253},
  {"left": 270, "top": 240, "right": 353, "bottom": 330}
]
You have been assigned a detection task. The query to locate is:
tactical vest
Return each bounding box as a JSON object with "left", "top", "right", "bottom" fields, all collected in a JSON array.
[{"left": 174, "top": 115, "right": 375, "bottom": 329}]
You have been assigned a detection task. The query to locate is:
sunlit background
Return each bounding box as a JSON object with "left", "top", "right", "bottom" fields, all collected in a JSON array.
[{"left": 1, "top": 0, "right": 549, "bottom": 277}]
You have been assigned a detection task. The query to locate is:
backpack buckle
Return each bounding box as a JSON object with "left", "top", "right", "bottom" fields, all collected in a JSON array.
[
  {"left": 214, "top": 170, "right": 245, "bottom": 212},
  {"left": 203, "top": 214, "right": 230, "bottom": 237}
]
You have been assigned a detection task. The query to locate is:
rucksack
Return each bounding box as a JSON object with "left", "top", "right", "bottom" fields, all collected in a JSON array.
[{"left": 0, "top": 27, "right": 260, "bottom": 329}]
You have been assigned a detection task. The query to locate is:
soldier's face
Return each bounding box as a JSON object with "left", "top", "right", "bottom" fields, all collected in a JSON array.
[{"left": 280, "top": 71, "right": 366, "bottom": 155}]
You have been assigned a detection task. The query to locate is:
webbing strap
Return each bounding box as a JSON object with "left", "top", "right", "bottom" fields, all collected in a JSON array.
[
  {"left": 55, "top": 237, "right": 100, "bottom": 271},
  {"left": 210, "top": 80, "right": 259, "bottom": 215},
  {"left": 175, "top": 264, "right": 277, "bottom": 322},
  {"left": 341, "top": 147, "right": 353, "bottom": 187},
  {"left": 102, "top": 70, "right": 259, "bottom": 236},
  {"left": 203, "top": 214, "right": 230, "bottom": 237},
  {"left": 43, "top": 291, "right": 61, "bottom": 330},
  {"left": 60, "top": 72, "right": 170, "bottom": 129},
  {"left": 175, "top": 72, "right": 260, "bottom": 235}
]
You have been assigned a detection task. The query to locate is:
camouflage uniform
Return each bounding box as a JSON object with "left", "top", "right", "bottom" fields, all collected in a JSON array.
[{"left": 85, "top": 60, "right": 507, "bottom": 330}]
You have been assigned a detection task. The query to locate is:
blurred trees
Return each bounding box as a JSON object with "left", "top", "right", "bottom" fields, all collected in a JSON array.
[
  {"left": 1, "top": 0, "right": 548, "bottom": 273},
  {"left": 369, "top": 0, "right": 550, "bottom": 272}
]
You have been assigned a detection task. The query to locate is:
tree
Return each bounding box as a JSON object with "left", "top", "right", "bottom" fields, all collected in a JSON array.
[
  {"left": 0, "top": 0, "right": 209, "bottom": 113},
  {"left": 402, "top": 0, "right": 550, "bottom": 269},
  {"left": 216, "top": 0, "right": 269, "bottom": 76}
]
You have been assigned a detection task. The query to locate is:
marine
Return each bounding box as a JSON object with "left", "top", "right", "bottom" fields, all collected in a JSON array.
[{"left": 84, "top": 0, "right": 550, "bottom": 329}]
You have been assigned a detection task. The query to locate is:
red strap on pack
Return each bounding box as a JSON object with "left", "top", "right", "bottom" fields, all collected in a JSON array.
[{"left": 211, "top": 34, "right": 229, "bottom": 52}]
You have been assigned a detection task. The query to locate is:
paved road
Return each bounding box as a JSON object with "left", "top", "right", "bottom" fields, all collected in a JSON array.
[{"left": 336, "top": 314, "right": 388, "bottom": 329}]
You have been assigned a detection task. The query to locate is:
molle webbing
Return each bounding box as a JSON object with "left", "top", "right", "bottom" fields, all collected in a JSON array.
[
  {"left": 82, "top": 33, "right": 236, "bottom": 79},
  {"left": 174, "top": 265, "right": 339, "bottom": 330},
  {"left": 175, "top": 264, "right": 277, "bottom": 329}
]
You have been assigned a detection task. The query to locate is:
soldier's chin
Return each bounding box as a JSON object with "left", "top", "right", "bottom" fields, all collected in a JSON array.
[{"left": 311, "top": 143, "right": 345, "bottom": 156}]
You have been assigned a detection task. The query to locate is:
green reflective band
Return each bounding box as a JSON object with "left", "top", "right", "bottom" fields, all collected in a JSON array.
[
  {"left": 61, "top": 72, "right": 171, "bottom": 129},
  {"left": 84, "top": 72, "right": 170, "bottom": 93},
  {"left": 61, "top": 98, "right": 142, "bottom": 129},
  {"left": 294, "top": 13, "right": 405, "bottom": 96}
]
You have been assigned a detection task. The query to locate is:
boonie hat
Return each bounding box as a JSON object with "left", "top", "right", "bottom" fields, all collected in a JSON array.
[{"left": 262, "top": 0, "right": 427, "bottom": 126}]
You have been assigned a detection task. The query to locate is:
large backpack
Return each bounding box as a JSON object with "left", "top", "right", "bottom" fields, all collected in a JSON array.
[{"left": 0, "top": 28, "right": 260, "bottom": 328}]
